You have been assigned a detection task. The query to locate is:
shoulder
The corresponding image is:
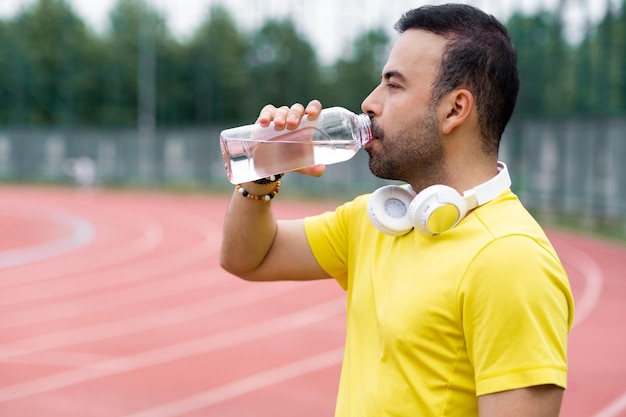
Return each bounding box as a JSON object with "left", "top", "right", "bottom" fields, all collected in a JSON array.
[
  {"left": 463, "top": 190, "right": 563, "bottom": 267},
  {"left": 462, "top": 191, "right": 570, "bottom": 297},
  {"left": 458, "top": 190, "right": 573, "bottom": 321}
]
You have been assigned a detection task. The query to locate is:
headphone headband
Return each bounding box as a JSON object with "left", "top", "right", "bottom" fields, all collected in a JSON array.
[
  {"left": 367, "top": 161, "right": 512, "bottom": 236},
  {"left": 463, "top": 161, "right": 511, "bottom": 208}
]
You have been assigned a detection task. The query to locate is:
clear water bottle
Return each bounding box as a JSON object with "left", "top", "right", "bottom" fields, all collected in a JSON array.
[{"left": 219, "top": 107, "right": 372, "bottom": 184}]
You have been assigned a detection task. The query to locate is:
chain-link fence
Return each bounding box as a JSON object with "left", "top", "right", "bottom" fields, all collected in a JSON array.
[
  {"left": 501, "top": 117, "right": 626, "bottom": 220},
  {"left": 1, "top": 117, "right": 625, "bottom": 223}
]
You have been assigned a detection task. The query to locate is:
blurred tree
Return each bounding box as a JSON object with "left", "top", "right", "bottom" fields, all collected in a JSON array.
[
  {"left": 507, "top": 11, "right": 574, "bottom": 118},
  {"left": 102, "top": 0, "right": 168, "bottom": 126},
  {"left": 186, "top": 5, "right": 250, "bottom": 124},
  {"left": 613, "top": 0, "right": 626, "bottom": 113},
  {"left": 1, "top": 0, "right": 623, "bottom": 128},
  {"left": 243, "top": 19, "right": 322, "bottom": 120},
  {"left": 0, "top": 20, "right": 22, "bottom": 124},
  {"left": 101, "top": 0, "right": 140, "bottom": 126},
  {"left": 572, "top": 22, "right": 595, "bottom": 114},
  {"left": 582, "top": 0, "right": 625, "bottom": 114},
  {"left": 5, "top": 0, "right": 101, "bottom": 125},
  {"left": 155, "top": 36, "right": 193, "bottom": 125},
  {"left": 326, "top": 28, "right": 389, "bottom": 113}
]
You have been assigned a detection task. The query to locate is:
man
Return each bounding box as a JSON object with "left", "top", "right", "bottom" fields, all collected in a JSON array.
[{"left": 220, "top": 4, "right": 574, "bottom": 416}]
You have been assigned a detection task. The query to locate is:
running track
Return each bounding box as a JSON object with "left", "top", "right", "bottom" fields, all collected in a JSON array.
[{"left": 0, "top": 185, "right": 624, "bottom": 417}]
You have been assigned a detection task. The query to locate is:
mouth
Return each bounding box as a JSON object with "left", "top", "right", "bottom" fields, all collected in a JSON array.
[
  {"left": 364, "top": 136, "right": 377, "bottom": 148},
  {"left": 364, "top": 119, "right": 382, "bottom": 149}
]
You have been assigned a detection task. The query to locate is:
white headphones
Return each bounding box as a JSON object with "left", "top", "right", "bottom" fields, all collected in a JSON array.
[{"left": 367, "top": 161, "right": 511, "bottom": 236}]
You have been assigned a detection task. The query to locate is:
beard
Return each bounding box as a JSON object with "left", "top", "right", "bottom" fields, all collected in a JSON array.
[{"left": 366, "top": 106, "right": 445, "bottom": 187}]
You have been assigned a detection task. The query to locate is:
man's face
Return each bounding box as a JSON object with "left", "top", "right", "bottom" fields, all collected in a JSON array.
[{"left": 361, "top": 29, "right": 448, "bottom": 187}]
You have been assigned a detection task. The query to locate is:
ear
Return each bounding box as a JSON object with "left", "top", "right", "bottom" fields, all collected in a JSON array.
[{"left": 440, "top": 89, "right": 474, "bottom": 135}]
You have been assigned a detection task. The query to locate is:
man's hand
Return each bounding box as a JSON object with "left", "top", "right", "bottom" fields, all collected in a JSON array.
[
  {"left": 220, "top": 98, "right": 331, "bottom": 282},
  {"left": 255, "top": 100, "right": 327, "bottom": 178},
  {"left": 257, "top": 100, "right": 321, "bottom": 128}
]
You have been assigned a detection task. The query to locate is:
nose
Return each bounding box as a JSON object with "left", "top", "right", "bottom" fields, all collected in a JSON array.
[{"left": 361, "top": 85, "right": 381, "bottom": 117}]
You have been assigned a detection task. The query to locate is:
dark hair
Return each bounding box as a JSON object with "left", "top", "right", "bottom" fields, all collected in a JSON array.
[{"left": 395, "top": 4, "right": 519, "bottom": 154}]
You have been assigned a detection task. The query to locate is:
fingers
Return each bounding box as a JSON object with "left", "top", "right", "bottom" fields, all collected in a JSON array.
[
  {"left": 257, "top": 100, "right": 323, "bottom": 130},
  {"left": 256, "top": 104, "right": 278, "bottom": 126},
  {"left": 281, "top": 103, "right": 305, "bottom": 129}
]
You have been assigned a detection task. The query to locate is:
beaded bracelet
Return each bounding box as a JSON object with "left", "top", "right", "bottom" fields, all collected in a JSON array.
[
  {"left": 236, "top": 180, "right": 281, "bottom": 202},
  {"left": 254, "top": 173, "right": 284, "bottom": 185}
]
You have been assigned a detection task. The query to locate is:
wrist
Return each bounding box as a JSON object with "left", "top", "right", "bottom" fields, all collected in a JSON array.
[
  {"left": 239, "top": 181, "right": 277, "bottom": 195},
  {"left": 236, "top": 175, "right": 283, "bottom": 202},
  {"left": 253, "top": 173, "right": 283, "bottom": 184}
]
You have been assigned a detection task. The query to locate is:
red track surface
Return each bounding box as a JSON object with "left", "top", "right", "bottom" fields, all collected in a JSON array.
[{"left": 0, "top": 185, "right": 624, "bottom": 417}]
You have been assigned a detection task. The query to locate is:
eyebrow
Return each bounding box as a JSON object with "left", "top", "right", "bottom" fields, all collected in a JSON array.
[{"left": 382, "top": 70, "right": 407, "bottom": 82}]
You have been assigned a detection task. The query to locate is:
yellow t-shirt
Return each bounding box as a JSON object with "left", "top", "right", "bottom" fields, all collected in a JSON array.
[{"left": 303, "top": 189, "right": 574, "bottom": 417}]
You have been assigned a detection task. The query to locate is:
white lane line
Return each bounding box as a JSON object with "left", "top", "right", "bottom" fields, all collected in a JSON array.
[
  {"left": 593, "top": 392, "right": 626, "bottom": 417},
  {"left": 0, "top": 202, "right": 218, "bottom": 289},
  {"left": 557, "top": 236, "right": 626, "bottom": 417},
  {"left": 566, "top": 243, "right": 626, "bottom": 417},
  {"left": 0, "top": 277, "right": 305, "bottom": 360},
  {"left": 0, "top": 208, "right": 94, "bottom": 269},
  {"left": 0, "top": 221, "right": 163, "bottom": 295},
  {"left": 0, "top": 297, "right": 345, "bottom": 402},
  {"left": 0, "top": 268, "right": 219, "bottom": 329},
  {"left": 122, "top": 347, "right": 344, "bottom": 417},
  {"left": 0, "top": 211, "right": 164, "bottom": 289},
  {"left": 3, "top": 350, "right": 118, "bottom": 368},
  {"left": 0, "top": 223, "right": 220, "bottom": 312},
  {"left": 560, "top": 242, "right": 604, "bottom": 328}
]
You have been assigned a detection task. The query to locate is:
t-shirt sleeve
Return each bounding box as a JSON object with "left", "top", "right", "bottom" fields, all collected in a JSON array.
[
  {"left": 303, "top": 196, "right": 368, "bottom": 290},
  {"left": 459, "top": 234, "right": 574, "bottom": 395}
]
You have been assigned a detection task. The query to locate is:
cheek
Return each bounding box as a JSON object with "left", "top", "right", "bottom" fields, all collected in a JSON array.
[
  {"left": 379, "top": 103, "right": 405, "bottom": 135},
  {"left": 383, "top": 107, "right": 417, "bottom": 138},
  {"left": 378, "top": 92, "right": 433, "bottom": 141},
  {"left": 384, "top": 94, "right": 423, "bottom": 123}
]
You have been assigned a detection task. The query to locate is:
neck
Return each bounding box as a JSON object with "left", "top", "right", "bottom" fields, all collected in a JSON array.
[{"left": 408, "top": 153, "right": 499, "bottom": 195}]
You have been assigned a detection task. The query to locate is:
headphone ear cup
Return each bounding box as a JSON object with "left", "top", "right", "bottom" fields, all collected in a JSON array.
[
  {"left": 367, "top": 185, "right": 417, "bottom": 236},
  {"left": 408, "top": 185, "right": 467, "bottom": 235}
]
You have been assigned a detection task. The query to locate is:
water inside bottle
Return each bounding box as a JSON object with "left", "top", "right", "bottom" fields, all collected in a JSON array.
[{"left": 221, "top": 126, "right": 360, "bottom": 184}]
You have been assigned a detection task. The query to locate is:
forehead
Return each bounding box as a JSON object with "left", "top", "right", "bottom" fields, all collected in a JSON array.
[{"left": 383, "top": 29, "right": 447, "bottom": 81}]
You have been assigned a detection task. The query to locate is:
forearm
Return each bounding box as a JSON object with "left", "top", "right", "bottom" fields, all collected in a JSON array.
[
  {"left": 220, "top": 181, "right": 279, "bottom": 278},
  {"left": 478, "top": 385, "right": 564, "bottom": 417},
  {"left": 220, "top": 100, "right": 326, "bottom": 281}
]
